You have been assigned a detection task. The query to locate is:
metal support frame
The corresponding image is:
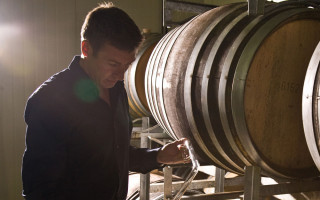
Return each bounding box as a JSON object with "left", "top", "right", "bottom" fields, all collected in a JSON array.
[
  {"left": 214, "top": 168, "right": 225, "bottom": 193},
  {"left": 164, "top": 166, "right": 173, "bottom": 200},
  {"left": 149, "top": 165, "right": 320, "bottom": 199},
  {"left": 137, "top": 116, "right": 172, "bottom": 200},
  {"left": 135, "top": 118, "right": 320, "bottom": 199},
  {"left": 247, "top": 0, "right": 265, "bottom": 16},
  {"left": 140, "top": 117, "right": 151, "bottom": 200},
  {"left": 162, "top": 0, "right": 267, "bottom": 33},
  {"left": 244, "top": 166, "right": 261, "bottom": 200},
  {"left": 150, "top": 176, "right": 244, "bottom": 193},
  {"left": 162, "top": 0, "right": 216, "bottom": 33}
]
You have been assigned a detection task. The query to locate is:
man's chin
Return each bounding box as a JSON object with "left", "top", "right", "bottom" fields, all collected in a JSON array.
[{"left": 102, "top": 81, "right": 117, "bottom": 89}]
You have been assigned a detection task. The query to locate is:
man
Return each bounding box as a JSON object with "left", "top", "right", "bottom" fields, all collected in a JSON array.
[{"left": 22, "top": 2, "right": 190, "bottom": 200}]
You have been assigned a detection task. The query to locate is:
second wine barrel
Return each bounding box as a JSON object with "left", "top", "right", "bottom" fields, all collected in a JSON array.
[{"left": 124, "top": 33, "right": 161, "bottom": 119}]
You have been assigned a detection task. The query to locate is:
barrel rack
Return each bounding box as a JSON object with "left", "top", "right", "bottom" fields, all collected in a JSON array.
[
  {"left": 153, "top": 166, "right": 320, "bottom": 200},
  {"left": 132, "top": 117, "right": 320, "bottom": 200},
  {"left": 162, "top": 0, "right": 265, "bottom": 34}
]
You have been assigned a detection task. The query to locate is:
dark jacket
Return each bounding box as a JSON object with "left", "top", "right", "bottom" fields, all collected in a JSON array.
[{"left": 22, "top": 56, "right": 161, "bottom": 200}]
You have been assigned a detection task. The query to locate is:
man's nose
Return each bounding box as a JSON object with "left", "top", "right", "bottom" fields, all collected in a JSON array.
[
  {"left": 116, "top": 72, "right": 125, "bottom": 81},
  {"left": 114, "top": 66, "right": 126, "bottom": 80}
]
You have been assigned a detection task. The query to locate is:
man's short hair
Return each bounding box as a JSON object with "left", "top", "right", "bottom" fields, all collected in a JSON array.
[{"left": 81, "top": 2, "right": 143, "bottom": 55}]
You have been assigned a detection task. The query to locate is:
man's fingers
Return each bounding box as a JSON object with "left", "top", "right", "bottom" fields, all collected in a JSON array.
[
  {"left": 179, "top": 143, "right": 190, "bottom": 163},
  {"left": 176, "top": 138, "right": 189, "bottom": 149},
  {"left": 177, "top": 138, "right": 188, "bottom": 144}
]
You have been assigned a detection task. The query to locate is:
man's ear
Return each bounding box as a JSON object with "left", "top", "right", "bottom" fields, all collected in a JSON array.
[{"left": 81, "top": 40, "right": 91, "bottom": 58}]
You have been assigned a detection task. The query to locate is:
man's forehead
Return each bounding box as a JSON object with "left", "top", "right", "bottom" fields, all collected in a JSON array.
[
  {"left": 108, "top": 56, "right": 136, "bottom": 65},
  {"left": 100, "top": 43, "right": 136, "bottom": 63}
]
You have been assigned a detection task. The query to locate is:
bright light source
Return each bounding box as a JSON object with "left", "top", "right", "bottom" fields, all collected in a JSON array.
[
  {"left": 0, "top": 23, "right": 22, "bottom": 50},
  {"left": 267, "top": 0, "right": 287, "bottom": 2},
  {"left": 0, "top": 23, "right": 22, "bottom": 56},
  {"left": 0, "top": 23, "right": 24, "bottom": 75}
]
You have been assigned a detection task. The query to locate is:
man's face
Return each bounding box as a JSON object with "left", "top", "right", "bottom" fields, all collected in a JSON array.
[{"left": 85, "top": 42, "right": 136, "bottom": 89}]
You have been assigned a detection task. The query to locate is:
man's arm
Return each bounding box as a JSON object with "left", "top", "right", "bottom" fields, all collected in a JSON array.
[
  {"left": 22, "top": 99, "right": 69, "bottom": 199},
  {"left": 128, "top": 146, "right": 163, "bottom": 174},
  {"left": 128, "top": 138, "right": 191, "bottom": 174}
]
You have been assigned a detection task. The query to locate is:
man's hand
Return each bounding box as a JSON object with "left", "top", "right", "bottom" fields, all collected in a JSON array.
[{"left": 156, "top": 138, "right": 191, "bottom": 165}]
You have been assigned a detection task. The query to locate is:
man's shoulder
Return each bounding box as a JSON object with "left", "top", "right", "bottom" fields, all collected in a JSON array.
[
  {"left": 30, "top": 68, "right": 72, "bottom": 100},
  {"left": 30, "top": 56, "right": 87, "bottom": 102},
  {"left": 24, "top": 68, "right": 79, "bottom": 123}
]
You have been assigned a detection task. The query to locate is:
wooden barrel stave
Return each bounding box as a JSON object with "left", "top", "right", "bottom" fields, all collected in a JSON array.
[
  {"left": 193, "top": 2, "right": 291, "bottom": 173},
  {"left": 125, "top": 34, "right": 161, "bottom": 119},
  {"left": 228, "top": 9, "right": 320, "bottom": 178},
  {"left": 150, "top": 17, "right": 215, "bottom": 163},
  {"left": 146, "top": 29, "right": 177, "bottom": 136},
  {"left": 214, "top": 6, "right": 313, "bottom": 178},
  {"left": 202, "top": 3, "right": 296, "bottom": 172},
  {"left": 152, "top": 25, "right": 189, "bottom": 139},
  {"left": 183, "top": 3, "right": 249, "bottom": 173},
  {"left": 147, "top": 25, "right": 195, "bottom": 139},
  {"left": 184, "top": 2, "right": 293, "bottom": 173},
  {"left": 155, "top": 5, "right": 252, "bottom": 169}
]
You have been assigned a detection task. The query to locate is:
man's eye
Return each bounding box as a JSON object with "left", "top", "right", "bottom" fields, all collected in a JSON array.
[{"left": 108, "top": 62, "right": 118, "bottom": 67}]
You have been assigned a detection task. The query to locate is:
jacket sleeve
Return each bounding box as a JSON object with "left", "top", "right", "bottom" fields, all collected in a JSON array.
[
  {"left": 22, "top": 97, "right": 70, "bottom": 199},
  {"left": 124, "top": 83, "right": 164, "bottom": 174},
  {"left": 129, "top": 146, "right": 164, "bottom": 174}
]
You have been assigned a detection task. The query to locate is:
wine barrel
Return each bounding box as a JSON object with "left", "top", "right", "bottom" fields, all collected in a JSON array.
[
  {"left": 145, "top": 1, "right": 320, "bottom": 179},
  {"left": 303, "top": 42, "right": 320, "bottom": 173},
  {"left": 124, "top": 34, "right": 161, "bottom": 119}
]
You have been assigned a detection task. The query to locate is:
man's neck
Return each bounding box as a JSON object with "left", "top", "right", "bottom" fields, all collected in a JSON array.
[
  {"left": 99, "top": 88, "right": 111, "bottom": 106},
  {"left": 79, "top": 58, "right": 92, "bottom": 79},
  {"left": 79, "top": 57, "right": 111, "bottom": 106}
]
